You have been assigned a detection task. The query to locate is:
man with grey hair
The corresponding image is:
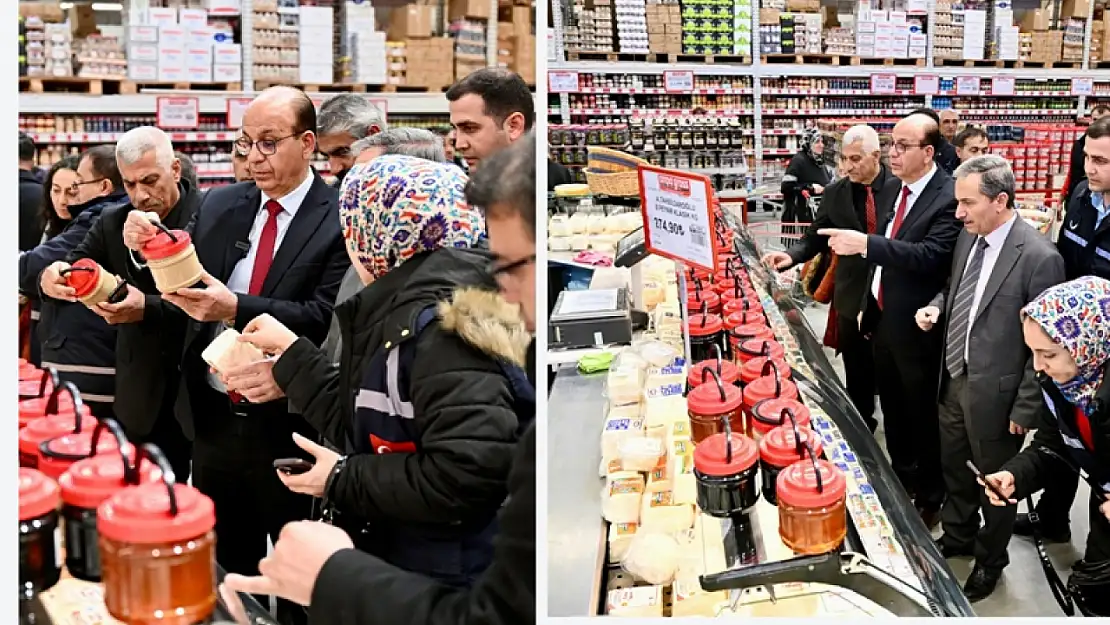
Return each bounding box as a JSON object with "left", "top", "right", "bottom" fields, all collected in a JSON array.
[
  {"left": 351, "top": 127, "right": 446, "bottom": 164},
  {"left": 39, "top": 125, "right": 201, "bottom": 482},
  {"left": 317, "top": 94, "right": 386, "bottom": 187},
  {"left": 762, "top": 123, "right": 892, "bottom": 432},
  {"left": 915, "top": 154, "right": 1064, "bottom": 601}
]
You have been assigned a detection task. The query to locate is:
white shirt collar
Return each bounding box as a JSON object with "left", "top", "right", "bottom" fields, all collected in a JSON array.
[
  {"left": 260, "top": 170, "right": 314, "bottom": 217},
  {"left": 902, "top": 163, "right": 937, "bottom": 199},
  {"left": 982, "top": 211, "right": 1018, "bottom": 249}
]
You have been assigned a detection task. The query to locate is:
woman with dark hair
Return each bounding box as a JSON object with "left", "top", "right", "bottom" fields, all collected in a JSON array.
[{"left": 781, "top": 127, "right": 832, "bottom": 228}]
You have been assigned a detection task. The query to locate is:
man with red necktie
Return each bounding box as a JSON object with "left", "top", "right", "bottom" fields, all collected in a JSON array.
[
  {"left": 820, "top": 112, "right": 962, "bottom": 529},
  {"left": 123, "top": 86, "right": 349, "bottom": 625}
]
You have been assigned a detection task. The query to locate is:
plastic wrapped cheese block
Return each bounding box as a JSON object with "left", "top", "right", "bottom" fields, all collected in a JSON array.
[
  {"left": 645, "top": 453, "right": 671, "bottom": 493},
  {"left": 606, "top": 586, "right": 663, "bottom": 617},
  {"left": 567, "top": 212, "right": 588, "bottom": 234},
  {"left": 599, "top": 457, "right": 625, "bottom": 477},
  {"left": 603, "top": 213, "right": 625, "bottom": 234},
  {"left": 601, "top": 412, "right": 644, "bottom": 464},
  {"left": 201, "top": 329, "right": 265, "bottom": 374},
  {"left": 569, "top": 234, "right": 590, "bottom": 251},
  {"left": 618, "top": 436, "right": 664, "bottom": 472},
  {"left": 608, "top": 521, "right": 639, "bottom": 564},
  {"left": 585, "top": 214, "right": 606, "bottom": 235},
  {"left": 643, "top": 395, "right": 688, "bottom": 429},
  {"left": 671, "top": 443, "right": 698, "bottom": 505},
  {"left": 549, "top": 215, "right": 571, "bottom": 237},
  {"left": 548, "top": 236, "right": 572, "bottom": 251},
  {"left": 671, "top": 579, "right": 729, "bottom": 617},
  {"left": 622, "top": 532, "right": 682, "bottom": 585},
  {"left": 602, "top": 474, "right": 645, "bottom": 524},
  {"left": 640, "top": 491, "right": 695, "bottom": 533},
  {"left": 607, "top": 367, "right": 644, "bottom": 406}
]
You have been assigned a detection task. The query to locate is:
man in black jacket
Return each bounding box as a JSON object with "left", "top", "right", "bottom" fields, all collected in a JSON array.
[
  {"left": 820, "top": 113, "right": 962, "bottom": 528},
  {"left": 19, "top": 132, "right": 44, "bottom": 251},
  {"left": 1064, "top": 105, "right": 1110, "bottom": 203},
  {"left": 220, "top": 132, "right": 538, "bottom": 625},
  {"left": 763, "top": 124, "right": 891, "bottom": 432},
  {"left": 39, "top": 128, "right": 200, "bottom": 481}
]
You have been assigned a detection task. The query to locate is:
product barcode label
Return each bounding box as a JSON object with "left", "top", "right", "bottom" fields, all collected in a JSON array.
[{"left": 689, "top": 224, "right": 708, "bottom": 249}]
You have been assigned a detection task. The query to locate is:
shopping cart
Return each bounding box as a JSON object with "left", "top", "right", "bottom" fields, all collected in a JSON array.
[{"left": 746, "top": 190, "right": 818, "bottom": 305}]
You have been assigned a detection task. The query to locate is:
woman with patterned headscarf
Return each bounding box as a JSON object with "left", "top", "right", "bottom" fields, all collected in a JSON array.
[
  {"left": 780, "top": 127, "right": 832, "bottom": 228},
  {"left": 236, "top": 155, "right": 533, "bottom": 588}
]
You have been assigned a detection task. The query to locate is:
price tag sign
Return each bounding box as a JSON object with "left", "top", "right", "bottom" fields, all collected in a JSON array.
[
  {"left": 870, "top": 74, "right": 897, "bottom": 94},
  {"left": 664, "top": 70, "right": 695, "bottom": 93},
  {"left": 156, "top": 97, "right": 199, "bottom": 129},
  {"left": 548, "top": 71, "right": 580, "bottom": 93},
  {"left": 1072, "top": 78, "right": 1094, "bottom": 96},
  {"left": 914, "top": 74, "right": 939, "bottom": 95},
  {"left": 225, "top": 97, "right": 252, "bottom": 129},
  {"left": 991, "top": 76, "right": 1015, "bottom": 96},
  {"left": 956, "top": 76, "right": 980, "bottom": 96},
  {"left": 637, "top": 165, "right": 717, "bottom": 272}
]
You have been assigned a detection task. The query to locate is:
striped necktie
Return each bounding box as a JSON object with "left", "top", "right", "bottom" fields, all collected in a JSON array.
[{"left": 944, "top": 237, "right": 989, "bottom": 378}]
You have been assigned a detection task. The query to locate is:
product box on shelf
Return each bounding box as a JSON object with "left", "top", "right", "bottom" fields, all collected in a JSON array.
[
  {"left": 179, "top": 8, "right": 209, "bottom": 29},
  {"left": 449, "top": 0, "right": 492, "bottom": 21},
  {"left": 147, "top": 7, "right": 178, "bottom": 27},
  {"left": 128, "top": 25, "right": 159, "bottom": 43},
  {"left": 213, "top": 42, "right": 241, "bottom": 64},
  {"left": 389, "top": 5, "right": 435, "bottom": 39},
  {"left": 213, "top": 62, "right": 242, "bottom": 82}
]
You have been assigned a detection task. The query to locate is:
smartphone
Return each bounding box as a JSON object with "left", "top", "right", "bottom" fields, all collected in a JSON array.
[
  {"left": 274, "top": 458, "right": 315, "bottom": 475},
  {"left": 966, "top": 460, "right": 1013, "bottom": 505}
]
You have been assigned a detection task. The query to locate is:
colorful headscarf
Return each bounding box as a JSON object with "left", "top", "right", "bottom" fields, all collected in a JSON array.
[
  {"left": 338, "top": 155, "right": 486, "bottom": 280},
  {"left": 1022, "top": 276, "right": 1110, "bottom": 415}
]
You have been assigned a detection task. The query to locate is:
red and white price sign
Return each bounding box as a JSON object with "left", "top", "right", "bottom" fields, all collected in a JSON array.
[
  {"left": 870, "top": 74, "right": 897, "bottom": 95},
  {"left": 1072, "top": 78, "right": 1094, "bottom": 96},
  {"left": 156, "top": 96, "right": 199, "bottom": 129},
  {"left": 225, "top": 97, "right": 252, "bottom": 129},
  {"left": 956, "top": 76, "right": 980, "bottom": 96},
  {"left": 991, "top": 76, "right": 1015, "bottom": 96},
  {"left": 914, "top": 74, "right": 939, "bottom": 95},
  {"left": 637, "top": 165, "right": 717, "bottom": 272},
  {"left": 548, "top": 71, "right": 580, "bottom": 93},
  {"left": 664, "top": 70, "right": 695, "bottom": 93}
]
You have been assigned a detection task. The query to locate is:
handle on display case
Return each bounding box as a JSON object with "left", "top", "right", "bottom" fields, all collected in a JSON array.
[
  {"left": 137, "top": 443, "right": 179, "bottom": 517},
  {"left": 760, "top": 359, "right": 782, "bottom": 398},
  {"left": 45, "top": 381, "right": 86, "bottom": 433}
]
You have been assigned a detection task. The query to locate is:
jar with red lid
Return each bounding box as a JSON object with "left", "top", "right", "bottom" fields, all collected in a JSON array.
[
  {"left": 724, "top": 309, "right": 767, "bottom": 331},
  {"left": 750, "top": 397, "right": 809, "bottom": 442},
  {"left": 19, "top": 468, "right": 61, "bottom": 600},
  {"left": 686, "top": 368, "right": 745, "bottom": 444},
  {"left": 39, "top": 426, "right": 123, "bottom": 480},
  {"left": 140, "top": 224, "right": 205, "bottom": 294},
  {"left": 688, "top": 345, "right": 739, "bottom": 391},
  {"left": 98, "top": 443, "right": 217, "bottom": 625},
  {"left": 735, "top": 338, "right": 786, "bottom": 365},
  {"left": 686, "top": 266, "right": 713, "bottom": 285},
  {"left": 19, "top": 366, "right": 56, "bottom": 403},
  {"left": 59, "top": 419, "right": 161, "bottom": 583},
  {"left": 686, "top": 306, "right": 727, "bottom": 364},
  {"left": 759, "top": 417, "right": 823, "bottom": 505},
  {"left": 19, "top": 359, "right": 40, "bottom": 381},
  {"left": 693, "top": 424, "right": 760, "bottom": 516},
  {"left": 742, "top": 361, "right": 799, "bottom": 436},
  {"left": 728, "top": 323, "right": 774, "bottom": 358},
  {"left": 740, "top": 356, "right": 791, "bottom": 386},
  {"left": 723, "top": 295, "right": 763, "bottom": 317},
  {"left": 20, "top": 368, "right": 61, "bottom": 430},
  {"left": 776, "top": 452, "right": 848, "bottom": 555},
  {"left": 20, "top": 383, "right": 96, "bottom": 468},
  {"left": 686, "top": 287, "right": 721, "bottom": 316},
  {"left": 62, "top": 258, "right": 124, "bottom": 308}
]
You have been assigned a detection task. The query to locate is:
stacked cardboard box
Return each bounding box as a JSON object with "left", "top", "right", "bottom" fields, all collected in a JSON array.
[
  {"left": 647, "top": 2, "right": 682, "bottom": 55},
  {"left": 1024, "top": 30, "right": 1063, "bottom": 63},
  {"left": 1092, "top": 19, "right": 1103, "bottom": 63},
  {"left": 347, "top": 1, "right": 387, "bottom": 85},
  {"left": 300, "top": 6, "right": 334, "bottom": 84},
  {"left": 495, "top": 4, "right": 534, "bottom": 82},
  {"left": 933, "top": 2, "right": 962, "bottom": 60},
  {"left": 407, "top": 39, "right": 455, "bottom": 88},
  {"left": 565, "top": 0, "right": 615, "bottom": 52},
  {"left": 855, "top": 9, "right": 926, "bottom": 59},
  {"left": 1062, "top": 17, "right": 1085, "bottom": 62},
  {"left": 127, "top": 7, "right": 238, "bottom": 83}
]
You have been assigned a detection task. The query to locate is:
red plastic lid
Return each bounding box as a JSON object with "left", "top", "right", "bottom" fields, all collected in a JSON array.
[
  {"left": 686, "top": 290, "right": 721, "bottom": 312},
  {"left": 729, "top": 324, "right": 774, "bottom": 343},
  {"left": 687, "top": 267, "right": 713, "bottom": 281},
  {"left": 98, "top": 482, "right": 216, "bottom": 544},
  {"left": 759, "top": 424, "right": 823, "bottom": 468},
  {"left": 60, "top": 447, "right": 161, "bottom": 510},
  {"left": 38, "top": 432, "right": 122, "bottom": 480},
  {"left": 687, "top": 313, "right": 724, "bottom": 337},
  {"left": 725, "top": 311, "right": 767, "bottom": 330},
  {"left": 688, "top": 358, "right": 740, "bottom": 388},
  {"left": 724, "top": 297, "right": 763, "bottom": 315},
  {"left": 743, "top": 374, "right": 798, "bottom": 407},
  {"left": 687, "top": 376, "right": 744, "bottom": 414},
  {"left": 741, "top": 357, "right": 791, "bottom": 384},
  {"left": 776, "top": 458, "right": 847, "bottom": 508},
  {"left": 19, "top": 394, "right": 85, "bottom": 428},
  {"left": 737, "top": 338, "right": 786, "bottom": 362},
  {"left": 19, "top": 360, "right": 40, "bottom": 380},
  {"left": 20, "top": 413, "right": 98, "bottom": 456},
  {"left": 19, "top": 468, "right": 60, "bottom": 521},
  {"left": 713, "top": 278, "right": 739, "bottom": 294},
  {"left": 751, "top": 397, "right": 810, "bottom": 435},
  {"left": 19, "top": 378, "right": 53, "bottom": 399},
  {"left": 694, "top": 432, "right": 758, "bottom": 476},
  {"left": 141, "top": 229, "right": 192, "bottom": 260},
  {"left": 64, "top": 258, "right": 104, "bottom": 299}
]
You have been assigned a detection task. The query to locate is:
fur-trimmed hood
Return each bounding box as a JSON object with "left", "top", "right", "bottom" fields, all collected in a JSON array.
[{"left": 438, "top": 287, "right": 530, "bottom": 367}]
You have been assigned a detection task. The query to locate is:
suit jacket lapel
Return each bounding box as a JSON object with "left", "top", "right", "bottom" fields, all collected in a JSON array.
[
  {"left": 875, "top": 176, "right": 900, "bottom": 231},
  {"left": 895, "top": 171, "right": 945, "bottom": 240},
  {"left": 945, "top": 230, "right": 974, "bottom": 312},
  {"left": 260, "top": 175, "right": 332, "bottom": 297},
  {"left": 974, "top": 219, "right": 1026, "bottom": 323},
  {"left": 833, "top": 182, "right": 864, "bottom": 231},
  {"left": 216, "top": 186, "right": 262, "bottom": 283}
]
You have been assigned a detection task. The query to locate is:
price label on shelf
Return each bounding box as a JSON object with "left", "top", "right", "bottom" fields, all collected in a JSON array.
[
  {"left": 156, "top": 97, "right": 200, "bottom": 129},
  {"left": 225, "top": 97, "right": 252, "bottom": 129},
  {"left": 914, "top": 75, "right": 939, "bottom": 95},
  {"left": 1072, "top": 78, "right": 1094, "bottom": 96},
  {"left": 638, "top": 165, "right": 717, "bottom": 272},
  {"left": 548, "top": 71, "right": 580, "bottom": 93},
  {"left": 870, "top": 74, "right": 896, "bottom": 95},
  {"left": 956, "top": 76, "right": 980, "bottom": 96},
  {"left": 664, "top": 70, "right": 695, "bottom": 93},
  {"left": 991, "top": 76, "right": 1015, "bottom": 96}
]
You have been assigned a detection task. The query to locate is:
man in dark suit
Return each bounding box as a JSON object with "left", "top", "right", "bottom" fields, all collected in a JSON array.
[
  {"left": 1064, "top": 104, "right": 1110, "bottom": 202},
  {"left": 40, "top": 127, "right": 201, "bottom": 481},
  {"left": 123, "top": 87, "right": 349, "bottom": 625},
  {"left": 916, "top": 155, "right": 1065, "bottom": 601},
  {"left": 820, "top": 112, "right": 963, "bottom": 528},
  {"left": 763, "top": 124, "right": 892, "bottom": 431}
]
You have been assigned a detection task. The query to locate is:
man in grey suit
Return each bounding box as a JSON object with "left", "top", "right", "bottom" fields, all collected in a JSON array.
[{"left": 916, "top": 155, "right": 1065, "bottom": 601}]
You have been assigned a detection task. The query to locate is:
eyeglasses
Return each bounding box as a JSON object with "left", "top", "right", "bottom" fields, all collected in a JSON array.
[
  {"left": 234, "top": 132, "right": 304, "bottom": 156},
  {"left": 67, "top": 178, "right": 106, "bottom": 196},
  {"left": 890, "top": 142, "right": 926, "bottom": 155},
  {"left": 489, "top": 254, "right": 536, "bottom": 280}
]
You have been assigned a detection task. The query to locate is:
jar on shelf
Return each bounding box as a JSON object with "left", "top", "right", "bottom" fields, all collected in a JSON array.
[
  {"left": 38, "top": 425, "right": 123, "bottom": 481},
  {"left": 19, "top": 383, "right": 95, "bottom": 468},
  {"left": 98, "top": 444, "right": 218, "bottom": 625},
  {"left": 686, "top": 368, "right": 745, "bottom": 444},
  {"left": 62, "top": 258, "right": 124, "bottom": 308},
  {"left": 776, "top": 452, "right": 848, "bottom": 555},
  {"left": 20, "top": 467, "right": 61, "bottom": 600},
  {"left": 742, "top": 361, "right": 799, "bottom": 436},
  {"left": 735, "top": 337, "right": 786, "bottom": 365},
  {"left": 688, "top": 345, "right": 740, "bottom": 391},
  {"left": 750, "top": 397, "right": 810, "bottom": 442},
  {"left": 740, "top": 356, "right": 791, "bottom": 386},
  {"left": 725, "top": 309, "right": 767, "bottom": 331},
  {"left": 693, "top": 422, "right": 760, "bottom": 516},
  {"left": 19, "top": 369, "right": 66, "bottom": 430},
  {"left": 19, "top": 358, "right": 39, "bottom": 381},
  {"left": 759, "top": 419, "right": 823, "bottom": 505},
  {"left": 140, "top": 224, "right": 205, "bottom": 294},
  {"left": 728, "top": 323, "right": 774, "bottom": 359},
  {"left": 722, "top": 292, "right": 763, "bottom": 317},
  {"left": 686, "top": 286, "right": 721, "bottom": 316},
  {"left": 686, "top": 307, "right": 727, "bottom": 364},
  {"left": 20, "top": 365, "right": 56, "bottom": 402}
]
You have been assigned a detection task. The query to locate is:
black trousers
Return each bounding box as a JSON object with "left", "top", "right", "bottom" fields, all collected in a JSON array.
[
  {"left": 937, "top": 373, "right": 1023, "bottom": 569},
  {"left": 1032, "top": 461, "right": 1081, "bottom": 529},
  {"left": 1085, "top": 490, "right": 1110, "bottom": 562},
  {"left": 190, "top": 383, "right": 316, "bottom": 625},
  {"left": 836, "top": 313, "right": 877, "bottom": 432},
  {"left": 122, "top": 389, "right": 193, "bottom": 485}
]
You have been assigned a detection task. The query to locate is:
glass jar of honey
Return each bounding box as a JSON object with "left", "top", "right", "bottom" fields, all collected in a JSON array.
[
  {"left": 776, "top": 453, "right": 848, "bottom": 555},
  {"left": 687, "top": 310, "right": 727, "bottom": 364},
  {"left": 759, "top": 422, "right": 823, "bottom": 505},
  {"left": 19, "top": 383, "right": 95, "bottom": 468},
  {"left": 693, "top": 428, "right": 760, "bottom": 516},
  {"left": 687, "top": 347, "right": 739, "bottom": 391},
  {"left": 735, "top": 338, "right": 786, "bottom": 365},
  {"left": 686, "top": 368, "right": 744, "bottom": 444},
  {"left": 98, "top": 444, "right": 217, "bottom": 625},
  {"left": 750, "top": 397, "right": 810, "bottom": 442},
  {"left": 20, "top": 468, "right": 61, "bottom": 600}
]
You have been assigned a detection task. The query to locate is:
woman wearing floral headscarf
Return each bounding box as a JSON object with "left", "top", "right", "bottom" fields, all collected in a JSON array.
[
  {"left": 780, "top": 127, "right": 833, "bottom": 229},
  {"left": 233, "top": 155, "right": 533, "bottom": 588}
]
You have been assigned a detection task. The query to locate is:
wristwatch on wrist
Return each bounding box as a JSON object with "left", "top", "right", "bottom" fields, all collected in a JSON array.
[{"left": 324, "top": 455, "right": 348, "bottom": 503}]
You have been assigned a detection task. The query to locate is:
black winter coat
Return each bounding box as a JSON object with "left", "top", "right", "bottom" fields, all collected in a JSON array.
[
  {"left": 19, "top": 169, "right": 43, "bottom": 252},
  {"left": 781, "top": 152, "right": 830, "bottom": 223}
]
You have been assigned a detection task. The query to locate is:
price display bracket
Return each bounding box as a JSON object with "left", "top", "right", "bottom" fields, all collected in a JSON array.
[
  {"left": 1072, "top": 78, "right": 1094, "bottom": 96},
  {"left": 225, "top": 98, "right": 252, "bottom": 129},
  {"left": 548, "top": 71, "right": 580, "bottom": 93},
  {"left": 870, "top": 74, "right": 896, "bottom": 95},
  {"left": 157, "top": 96, "right": 200, "bottom": 130},
  {"left": 664, "top": 70, "right": 695, "bottom": 93},
  {"left": 955, "top": 76, "right": 980, "bottom": 96},
  {"left": 637, "top": 165, "right": 718, "bottom": 272},
  {"left": 991, "top": 76, "right": 1015, "bottom": 96},
  {"left": 914, "top": 75, "right": 939, "bottom": 95}
]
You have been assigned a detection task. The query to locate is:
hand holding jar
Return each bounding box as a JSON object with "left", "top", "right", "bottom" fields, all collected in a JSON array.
[
  {"left": 93, "top": 283, "right": 146, "bottom": 325},
  {"left": 163, "top": 271, "right": 238, "bottom": 323},
  {"left": 277, "top": 433, "right": 339, "bottom": 497},
  {"left": 41, "top": 261, "right": 77, "bottom": 301},
  {"left": 122, "top": 210, "right": 163, "bottom": 252},
  {"left": 240, "top": 313, "right": 299, "bottom": 356}
]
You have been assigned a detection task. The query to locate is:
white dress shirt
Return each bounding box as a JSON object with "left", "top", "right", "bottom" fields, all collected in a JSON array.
[
  {"left": 871, "top": 163, "right": 938, "bottom": 300},
  {"left": 960, "top": 212, "right": 1017, "bottom": 360}
]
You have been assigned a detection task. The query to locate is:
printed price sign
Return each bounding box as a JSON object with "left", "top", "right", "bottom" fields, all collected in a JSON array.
[
  {"left": 664, "top": 70, "right": 695, "bottom": 93},
  {"left": 956, "top": 76, "right": 980, "bottom": 96},
  {"left": 156, "top": 97, "right": 199, "bottom": 129},
  {"left": 548, "top": 71, "right": 580, "bottom": 93},
  {"left": 870, "top": 74, "right": 897, "bottom": 94},
  {"left": 1072, "top": 78, "right": 1094, "bottom": 96},
  {"left": 914, "top": 75, "right": 939, "bottom": 95},
  {"left": 637, "top": 165, "right": 717, "bottom": 272},
  {"left": 991, "top": 76, "right": 1015, "bottom": 96},
  {"left": 225, "top": 97, "right": 252, "bottom": 128}
]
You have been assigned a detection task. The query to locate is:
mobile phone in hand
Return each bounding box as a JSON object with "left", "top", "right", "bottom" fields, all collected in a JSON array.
[{"left": 274, "top": 458, "right": 314, "bottom": 475}]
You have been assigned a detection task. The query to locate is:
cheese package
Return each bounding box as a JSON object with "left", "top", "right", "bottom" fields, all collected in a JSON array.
[
  {"left": 622, "top": 532, "right": 682, "bottom": 584},
  {"left": 698, "top": 513, "right": 729, "bottom": 575},
  {"left": 606, "top": 585, "right": 664, "bottom": 617},
  {"left": 607, "top": 366, "right": 644, "bottom": 406},
  {"left": 645, "top": 362, "right": 686, "bottom": 389},
  {"left": 600, "top": 410, "right": 644, "bottom": 462},
  {"left": 608, "top": 522, "right": 639, "bottom": 563},
  {"left": 671, "top": 578, "right": 729, "bottom": 617},
  {"left": 643, "top": 395, "right": 688, "bottom": 429},
  {"left": 602, "top": 474, "right": 645, "bottom": 524},
  {"left": 640, "top": 491, "right": 695, "bottom": 533},
  {"left": 672, "top": 450, "right": 698, "bottom": 506},
  {"left": 599, "top": 457, "right": 625, "bottom": 477},
  {"left": 669, "top": 420, "right": 692, "bottom": 445},
  {"left": 673, "top": 526, "right": 705, "bottom": 581},
  {"left": 668, "top": 439, "right": 693, "bottom": 477},
  {"left": 644, "top": 423, "right": 668, "bottom": 447},
  {"left": 201, "top": 329, "right": 265, "bottom": 374},
  {"left": 645, "top": 453, "right": 671, "bottom": 493}
]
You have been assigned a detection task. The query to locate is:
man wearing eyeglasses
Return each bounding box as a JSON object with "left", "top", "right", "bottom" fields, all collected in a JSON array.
[
  {"left": 819, "top": 112, "right": 962, "bottom": 530},
  {"left": 121, "top": 86, "right": 348, "bottom": 625}
]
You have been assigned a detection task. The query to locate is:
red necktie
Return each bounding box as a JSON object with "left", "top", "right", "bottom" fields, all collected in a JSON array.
[
  {"left": 878, "top": 186, "right": 911, "bottom": 309},
  {"left": 865, "top": 186, "right": 877, "bottom": 234},
  {"left": 229, "top": 200, "right": 282, "bottom": 405}
]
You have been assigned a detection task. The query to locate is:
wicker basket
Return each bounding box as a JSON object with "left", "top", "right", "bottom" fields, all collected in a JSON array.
[
  {"left": 587, "top": 146, "right": 650, "bottom": 173},
  {"left": 586, "top": 168, "right": 641, "bottom": 197}
]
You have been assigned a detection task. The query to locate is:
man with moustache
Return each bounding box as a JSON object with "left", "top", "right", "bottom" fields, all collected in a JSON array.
[
  {"left": 820, "top": 112, "right": 962, "bottom": 528},
  {"left": 316, "top": 94, "right": 386, "bottom": 187}
]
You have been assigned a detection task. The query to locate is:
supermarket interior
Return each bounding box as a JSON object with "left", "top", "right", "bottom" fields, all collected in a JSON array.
[{"left": 546, "top": 0, "right": 1110, "bottom": 618}]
